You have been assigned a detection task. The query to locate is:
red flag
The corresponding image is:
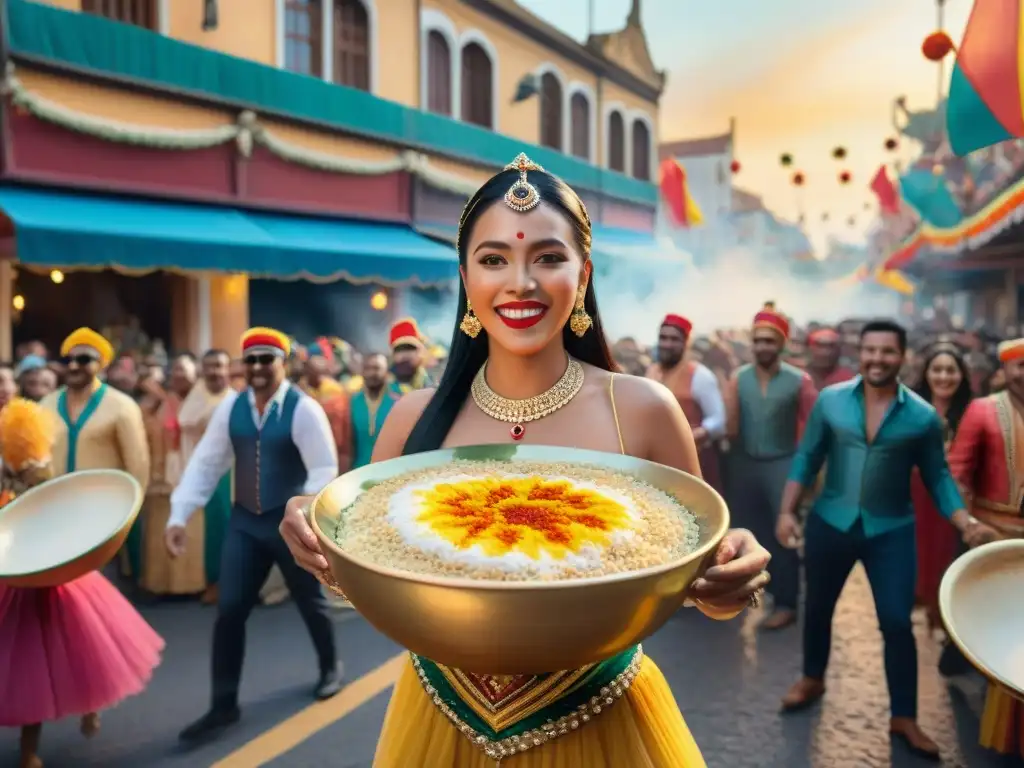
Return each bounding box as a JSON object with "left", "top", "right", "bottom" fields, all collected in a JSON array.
[
  {"left": 870, "top": 166, "right": 900, "bottom": 214},
  {"left": 659, "top": 158, "right": 704, "bottom": 227}
]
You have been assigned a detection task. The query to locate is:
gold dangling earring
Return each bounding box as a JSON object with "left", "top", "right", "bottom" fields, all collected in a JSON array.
[
  {"left": 460, "top": 298, "right": 482, "bottom": 338},
  {"left": 569, "top": 285, "right": 593, "bottom": 337}
]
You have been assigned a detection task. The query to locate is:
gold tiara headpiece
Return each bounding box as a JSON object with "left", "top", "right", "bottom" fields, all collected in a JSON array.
[{"left": 504, "top": 152, "right": 544, "bottom": 213}]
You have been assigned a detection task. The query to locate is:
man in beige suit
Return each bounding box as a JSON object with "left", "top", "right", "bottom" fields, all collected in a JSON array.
[{"left": 42, "top": 327, "right": 150, "bottom": 578}]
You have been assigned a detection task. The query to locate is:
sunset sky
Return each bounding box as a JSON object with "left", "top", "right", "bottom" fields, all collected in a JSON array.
[{"left": 517, "top": 0, "right": 971, "bottom": 255}]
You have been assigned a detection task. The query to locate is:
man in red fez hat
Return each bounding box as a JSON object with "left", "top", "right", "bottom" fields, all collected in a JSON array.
[
  {"left": 723, "top": 302, "right": 817, "bottom": 631},
  {"left": 646, "top": 314, "right": 725, "bottom": 491},
  {"left": 389, "top": 318, "right": 434, "bottom": 395},
  {"left": 806, "top": 328, "right": 855, "bottom": 390}
]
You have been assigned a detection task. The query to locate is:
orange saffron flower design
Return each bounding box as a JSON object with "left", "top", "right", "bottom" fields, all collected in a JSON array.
[{"left": 415, "top": 476, "right": 631, "bottom": 560}]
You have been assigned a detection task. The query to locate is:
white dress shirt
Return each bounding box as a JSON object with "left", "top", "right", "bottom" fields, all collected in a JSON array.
[
  {"left": 689, "top": 363, "right": 727, "bottom": 439},
  {"left": 167, "top": 381, "right": 338, "bottom": 529}
]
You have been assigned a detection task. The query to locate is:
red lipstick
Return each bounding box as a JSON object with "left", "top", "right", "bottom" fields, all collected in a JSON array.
[{"left": 495, "top": 300, "right": 548, "bottom": 330}]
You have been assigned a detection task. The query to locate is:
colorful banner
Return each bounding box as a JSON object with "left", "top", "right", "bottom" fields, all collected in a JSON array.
[{"left": 883, "top": 172, "right": 1024, "bottom": 270}]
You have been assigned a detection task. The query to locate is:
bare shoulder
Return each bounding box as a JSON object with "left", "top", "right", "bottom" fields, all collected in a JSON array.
[
  {"left": 372, "top": 387, "right": 437, "bottom": 462},
  {"left": 391, "top": 387, "right": 436, "bottom": 421},
  {"left": 590, "top": 367, "right": 678, "bottom": 422}
]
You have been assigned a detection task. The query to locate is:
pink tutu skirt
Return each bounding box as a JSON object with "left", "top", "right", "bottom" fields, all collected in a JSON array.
[{"left": 0, "top": 571, "right": 165, "bottom": 726}]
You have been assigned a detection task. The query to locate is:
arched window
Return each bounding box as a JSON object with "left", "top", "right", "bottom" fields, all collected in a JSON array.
[
  {"left": 608, "top": 111, "right": 625, "bottom": 172},
  {"left": 569, "top": 92, "right": 590, "bottom": 160},
  {"left": 461, "top": 43, "right": 494, "bottom": 129},
  {"left": 282, "top": 0, "right": 324, "bottom": 77},
  {"left": 333, "top": 0, "right": 370, "bottom": 91},
  {"left": 426, "top": 31, "right": 452, "bottom": 116},
  {"left": 539, "top": 73, "right": 563, "bottom": 151},
  {"left": 631, "top": 119, "right": 651, "bottom": 180},
  {"left": 82, "top": 0, "right": 158, "bottom": 30}
]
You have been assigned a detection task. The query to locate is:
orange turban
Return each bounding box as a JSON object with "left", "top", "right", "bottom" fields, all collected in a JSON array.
[
  {"left": 60, "top": 327, "right": 114, "bottom": 367},
  {"left": 998, "top": 338, "right": 1024, "bottom": 363}
]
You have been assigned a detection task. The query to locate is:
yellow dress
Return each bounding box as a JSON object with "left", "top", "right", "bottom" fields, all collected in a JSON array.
[
  {"left": 374, "top": 653, "right": 704, "bottom": 767},
  {"left": 373, "top": 375, "right": 706, "bottom": 767}
]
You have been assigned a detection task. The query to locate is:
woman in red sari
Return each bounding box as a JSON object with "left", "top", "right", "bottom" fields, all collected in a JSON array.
[{"left": 911, "top": 341, "right": 973, "bottom": 632}]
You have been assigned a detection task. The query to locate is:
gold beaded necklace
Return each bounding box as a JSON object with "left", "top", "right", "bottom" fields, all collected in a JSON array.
[{"left": 471, "top": 358, "right": 585, "bottom": 441}]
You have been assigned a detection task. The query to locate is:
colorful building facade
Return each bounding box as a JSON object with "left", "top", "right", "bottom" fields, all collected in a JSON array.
[{"left": 0, "top": 0, "right": 664, "bottom": 358}]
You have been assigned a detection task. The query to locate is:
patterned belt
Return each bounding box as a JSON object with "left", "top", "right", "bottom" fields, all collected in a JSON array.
[{"left": 412, "top": 644, "right": 643, "bottom": 761}]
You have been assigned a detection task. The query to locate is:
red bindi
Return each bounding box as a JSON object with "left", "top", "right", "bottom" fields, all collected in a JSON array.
[{"left": 516, "top": 232, "right": 525, "bottom": 239}]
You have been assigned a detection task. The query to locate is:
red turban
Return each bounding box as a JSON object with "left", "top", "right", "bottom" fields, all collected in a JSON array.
[
  {"left": 808, "top": 329, "right": 839, "bottom": 344},
  {"left": 752, "top": 302, "right": 790, "bottom": 340},
  {"left": 661, "top": 314, "right": 693, "bottom": 336}
]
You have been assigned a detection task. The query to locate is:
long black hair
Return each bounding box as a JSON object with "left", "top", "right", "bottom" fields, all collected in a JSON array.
[
  {"left": 912, "top": 342, "right": 973, "bottom": 436},
  {"left": 403, "top": 167, "right": 617, "bottom": 454}
]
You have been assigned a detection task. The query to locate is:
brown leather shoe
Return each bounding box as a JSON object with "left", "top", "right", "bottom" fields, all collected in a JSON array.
[
  {"left": 80, "top": 713, "right": 100, "bottom": 739},
  {"left": 781, "top": 677, "right": 825, "bottom": 712},
  {"left": 761, "top": 608, "right": 797, "bottom": 631},
  {"left": 890, "top": 718, "right": 940, "bottom": 761},
  {"left": 200, "top": 584, "right": 219, "bottom": 606}
]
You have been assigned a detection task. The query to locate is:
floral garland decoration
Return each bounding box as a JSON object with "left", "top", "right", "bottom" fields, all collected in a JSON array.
[{"left": 1, "top": 64, "right": 479, "bottom": 197}]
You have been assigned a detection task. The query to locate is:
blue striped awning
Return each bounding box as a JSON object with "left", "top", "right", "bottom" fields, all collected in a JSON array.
[{"left": 0, "top": 186, "right": 458, "bottom": 286}]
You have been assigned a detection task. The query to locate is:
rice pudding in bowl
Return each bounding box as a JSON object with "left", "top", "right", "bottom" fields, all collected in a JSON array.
[
  {"left": 334, "top": 461, "right": 701, "bottom": 582},
  {"left": 310, "top": 444, "right": 729, "bottom": 673}
]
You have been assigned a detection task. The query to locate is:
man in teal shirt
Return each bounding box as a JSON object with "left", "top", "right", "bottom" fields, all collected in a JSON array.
[
  {"left": 776, "top": 319, "right": 997, "bottom": 759},
  {"left": 351, "top": 352, "right": 399, "bottom": 469}
]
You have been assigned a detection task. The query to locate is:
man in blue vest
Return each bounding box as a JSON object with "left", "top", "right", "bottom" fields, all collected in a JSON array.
[
  {"left": 724, "top": 302, "right": 818, "bottom": 631},
  {"left": 165, "top": 326, "right": 341, "bottom": 743}
]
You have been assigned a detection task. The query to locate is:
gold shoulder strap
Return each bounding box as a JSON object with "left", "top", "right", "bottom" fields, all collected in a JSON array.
[{"left": 609, "top": 374, "right": 625, "bottom": 455}]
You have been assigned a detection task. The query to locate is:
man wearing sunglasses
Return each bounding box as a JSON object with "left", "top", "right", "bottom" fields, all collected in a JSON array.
[
  {"left": 165, "top": 326, "right": 341, "bottom": 744},
  {"left": 41, "top": 326, "right": 150, "bottom": 499}
]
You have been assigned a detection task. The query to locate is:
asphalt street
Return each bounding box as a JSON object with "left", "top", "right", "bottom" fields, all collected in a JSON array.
[{"left": 2, "top": 566, "right": 1010, "bottom": 768}]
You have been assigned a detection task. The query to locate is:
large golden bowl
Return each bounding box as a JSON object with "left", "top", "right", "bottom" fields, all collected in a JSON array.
[
  {"left": 311, "top": 444, "right": 729, "bottom": 674},
  {"left": 940, "top": 539, "right": 1024, "bottom": 700},
  {"left": 0, "top": 469, "right": 143, "bottom": 588}
]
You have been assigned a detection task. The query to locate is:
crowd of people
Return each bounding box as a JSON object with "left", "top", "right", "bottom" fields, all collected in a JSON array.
[{"left": 0, "top": 158, "right": 1022, "bottom": 766}]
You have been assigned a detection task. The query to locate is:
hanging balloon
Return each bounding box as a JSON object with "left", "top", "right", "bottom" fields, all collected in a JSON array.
[
  {"left": 792, "top": 172, "right": 805, "bottom": 186},
  {"left": 832, "top": 146, "right": 847, "bottom": 160},
  {"left": 922, "top": 31, "right": 955, "bottom": 62},
  {"left": 884, "top": 137, "right": 899, "bottom": 151},
  {"left": 780, "top": 153, "right": 793, "bottom": 167},
  {"left": 839, "top": 171, "right": 852, "bottom": 184},
  {"left": 730, "top": 160, "right": 741, "bottom": 174}
]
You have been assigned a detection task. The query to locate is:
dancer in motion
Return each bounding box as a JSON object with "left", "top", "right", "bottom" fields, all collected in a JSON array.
[
  {"left": 166, "top": 327, "right": 341, "bottom": 743},
  {"left": 0, "top": 399, "right": 164, "bottom": 768},
  {"left": 280, "top": 154, "right": 771, "bottom": 767},
  {"left": 777, "top": 320, "right": 997, "bottom": 759}
]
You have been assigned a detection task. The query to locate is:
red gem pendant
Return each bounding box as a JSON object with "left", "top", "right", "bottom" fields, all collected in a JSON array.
[{"left": 510, "top": 424, "right": 525, "bottom": 441}]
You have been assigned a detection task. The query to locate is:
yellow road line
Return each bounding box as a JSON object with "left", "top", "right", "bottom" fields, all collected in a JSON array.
[{"left": 211, "top": 653, "right": 406, "bottom": 768}]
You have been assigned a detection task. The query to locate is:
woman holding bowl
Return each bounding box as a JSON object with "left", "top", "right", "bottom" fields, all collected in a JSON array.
[{"left": 281, "top": 154, "right": 770, "bottom": 767}]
